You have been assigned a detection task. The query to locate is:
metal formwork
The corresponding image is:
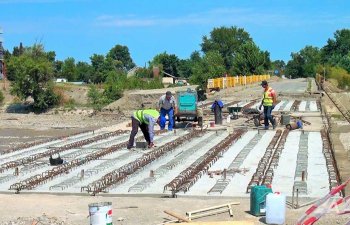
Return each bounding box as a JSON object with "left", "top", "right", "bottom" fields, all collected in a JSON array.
[
  {"left": 128, "top": 132, "right": 217, "bottom": 193},
  {"left": 82, "top": 130, "right": 203, "bottom": 195},
  {"left": 164, "top": 129, "right": 245, "bottom": 195},
  {"left": 246, "top": 130, "right": 282, "bottom": 192},
  {"left": 262, "top": 129, "right": 289, "bottom": 186},
  {"left": 9, "top": 131, "right": 132, "bottom": 193},
  {"left": 293, "top": 132, "right": 309, "bottom": 194},
  {"left": 208, "top": 131, "right": 264, "bottom": 194},
  {"left": 1, "top": 130, "right": 128, "bottom": 174},
  {"left": 320, "top": 129, "right": 340, "bottom": 190}
]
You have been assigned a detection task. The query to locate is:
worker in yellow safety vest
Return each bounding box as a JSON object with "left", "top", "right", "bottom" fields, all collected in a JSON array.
[
  {"left": 258, "top": 80, "right": 277, "bottom": 129},
  {"left": 127, "top": 109, "right": 165, "bottom": 149}
]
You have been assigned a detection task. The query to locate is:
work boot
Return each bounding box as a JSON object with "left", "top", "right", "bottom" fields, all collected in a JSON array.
[
  {"left": 264, "top": 126, "right": 269, "bottom": 130},
  {"left": 126, "top": 145, "right": 134, "bottom": 150}
]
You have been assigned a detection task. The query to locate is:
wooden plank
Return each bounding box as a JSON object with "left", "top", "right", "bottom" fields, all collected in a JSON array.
[
  {"left": 164, "top": 210, "right": 190, "bottom": 223},
  {"left": 187, "top": 202, "right": 240, "bottom": 214}
]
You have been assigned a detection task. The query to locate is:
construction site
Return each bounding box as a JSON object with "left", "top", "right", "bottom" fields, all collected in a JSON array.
[{"left": 0, "top": 77, "right": 350, "bottom": 225}]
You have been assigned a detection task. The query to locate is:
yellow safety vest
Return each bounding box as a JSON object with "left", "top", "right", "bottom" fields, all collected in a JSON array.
[
  {"left": 263, "top": 87, "right": 274, "bottom": 106},
  {"left": 133, "top": 109, "right": 159, "bottom": 124}
]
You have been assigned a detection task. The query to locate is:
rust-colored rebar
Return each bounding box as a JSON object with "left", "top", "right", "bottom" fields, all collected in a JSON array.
[
  {"left": 164, "top": 129, "right": 245, "bottom": 194},
  {"left": 82, "top": 130, "right": 203, "bottom": 195},
  {"left": 1, "top": 130, "right": 128, "bottom": 174}
]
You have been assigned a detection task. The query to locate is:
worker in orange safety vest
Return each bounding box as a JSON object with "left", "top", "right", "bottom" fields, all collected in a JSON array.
[{"left": 259, "top": 80, "right": 277, "bottom": 129}]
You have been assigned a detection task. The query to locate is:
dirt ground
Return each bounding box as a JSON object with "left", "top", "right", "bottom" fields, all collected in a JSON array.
[
  {"left": 1, "top": 194, "right": 350, "bottom": 225},
  {"left": 1, "top": 78, "right": 350, "bottom": 224}
]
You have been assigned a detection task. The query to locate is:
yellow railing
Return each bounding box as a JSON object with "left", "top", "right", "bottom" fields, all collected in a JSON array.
[{"left": 207, "top": 75, "right": 270, "bottom": 89}]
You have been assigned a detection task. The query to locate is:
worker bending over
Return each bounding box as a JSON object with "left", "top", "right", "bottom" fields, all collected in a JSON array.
[
  {"left": 127, "top": 109, "right": 164, "bottom": 149},
  {"left": 158, "top": 91, "right": 177, "bottom": 131},
  {"left": 259, "top": 80, "right": 277, "bottom": 129}
]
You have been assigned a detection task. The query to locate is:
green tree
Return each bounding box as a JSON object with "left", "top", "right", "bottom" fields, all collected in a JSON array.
[
  {"left": 271, "top": 60, "right": 286, "bottom": 75},
  {"left": 322, "top": 29, "right": 350, "bottom": 61},
  {"left": 53, "top": 60, "right": 63, "bottom": 78},
  {"left": 76, "top": 61, "right": 93, "bottom": 82},
  {"left": 61, "top": 57, "right": 77, "bottom": 81},
  {"left": 149, "top": 52, "right": 180, "bottom": 77},
  {"left": 285, "top": 53, "right": 305, "bottom": 78},
  {"left": 201, "top": 26, "right": 252, "bottom": 72},
  {"left": 87, "top": 84, "right": 106, "bottom": 111},
  {"left": 285, "top": 46, "right": 321, "bottom": 78},
  {"left": 7, "top": 44, "right": 59, "bottom": 112},
  {"left": 90, "top": 54, "right": 106, "bottom": 83},
  {"left": 107, "top": 44, "right": 136, "bottom": 71},
  {"left": 190, "top": 51, "right": 226, "bottom": 88},
  {"left": 12, "top": 42, "right": 24, "bottom": 56},
  {"left": 177, "top": 59, "right": 193, "bottom": 78},
  {"left": 232, "top": 41, "right": 270, "bottom": 75}
]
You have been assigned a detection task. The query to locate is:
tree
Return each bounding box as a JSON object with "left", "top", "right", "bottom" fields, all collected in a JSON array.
[
  {"left": 201, "top": 26, "right": 252, "bottom": 72},
  {"left": 177, "top": 59, "right": 192, "bottom": 78},
  {"left": 90, "top": 54, "right": 106, "bottom": 83},
  {"left": 285, "top": 53, "right": 305, "bottom": 78},
  {"left": 76, "top": 61, "right": 93, "bottom": 82},
  {"left": 149, "top": 52, "right": 180, "bottom": 77},
  {"left": 285, "top": 46, "right": 321, "bottom": 78},
  {"left": 232, "top": 41, "right": 270, "bottom": 75},
  {"left": 190, "top": 51, "right": 226, "bottom": 88},
  {"left": 53, "top": 60, "right": 63, "bottom": 78},
  {"left": 7, "top": 44, "right": 59, "bottom": 112},
  {"left": 321, "top": 29, "right": 350, "bottom": 73},
  {"left": 271, "top": 60, "right": 286, "bottom": 75},
  {"left": 12, "top": 42, "right": 24, "bottom": 56},
  {"left": 107, "top": 44, "right": 135, "bottom": 71},
  {"left": 61, "top": 57, "right": 77, "bottom": 81}
]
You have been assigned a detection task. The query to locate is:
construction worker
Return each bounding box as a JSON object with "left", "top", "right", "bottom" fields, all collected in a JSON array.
[
  {"left": 127, "top": 109, "right": 165, "bottom": 149},
  {"left": 211, "top": 99, "right": 224, "bottom": 124},
  {"left": 158, "top": 91, "right": 177, "bottom": 131},
  {"left": 259, "top": 80, "right": 277, "bottom": 129}
]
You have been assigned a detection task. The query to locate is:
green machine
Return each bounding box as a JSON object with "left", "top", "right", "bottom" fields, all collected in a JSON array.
[{"left": 175, "top": 88, "right": 203, "bottom": 127}]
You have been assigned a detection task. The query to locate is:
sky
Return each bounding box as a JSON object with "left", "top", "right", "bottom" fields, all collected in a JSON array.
[{"left": 0, "top": 0, "right": 350, "bottom": 66}]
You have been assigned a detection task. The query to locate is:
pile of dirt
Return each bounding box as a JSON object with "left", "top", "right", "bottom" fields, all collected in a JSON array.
[
  {"left": 104, "top": 85, "right": 198, "bottom": 112},
  {"left": 0, "top": 214, "right": 72, "bottom": 225}
]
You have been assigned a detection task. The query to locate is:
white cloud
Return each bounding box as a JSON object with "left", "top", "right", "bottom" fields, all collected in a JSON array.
[{"left": 93, "top": 7, "right": 350, "bottom": 29}]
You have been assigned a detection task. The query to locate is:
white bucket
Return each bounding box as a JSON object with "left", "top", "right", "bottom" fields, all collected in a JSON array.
[
  {"left": 266, "top": 193, "right": 286, "bottom": 225},
  {"left": 89, "top": 202, "right": 113, "bottom": 225}
]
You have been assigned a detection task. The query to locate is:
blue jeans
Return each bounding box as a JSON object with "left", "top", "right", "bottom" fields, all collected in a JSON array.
[
  {"left": 263, "top": 106, "right": 274, "bottom": 127},
  {"left": 160, "top": 107, "right": 174, "bottom": 130}
]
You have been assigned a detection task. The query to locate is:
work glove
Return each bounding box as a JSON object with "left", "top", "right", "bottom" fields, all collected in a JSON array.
[{"left": 258, "top": 104, "right": 262, "bottom": 111}]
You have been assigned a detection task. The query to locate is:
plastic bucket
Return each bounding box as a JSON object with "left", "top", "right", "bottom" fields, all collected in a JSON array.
[
  {"left": 250, "top": 185, "right": 272, "bottom": 216},
  {"left": 266, "top": 192, "right": 286, "bottom": 224},
  {"left": 89, "top": 202, "right": 113, "bottom": 225},
  {"left": 210, "top": 121, "right": 215, "bottom": 127}
]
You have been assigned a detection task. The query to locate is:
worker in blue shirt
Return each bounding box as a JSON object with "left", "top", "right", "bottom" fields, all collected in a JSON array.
[{"left": 158, "top": 91, "right": 177, "bottom": 131}]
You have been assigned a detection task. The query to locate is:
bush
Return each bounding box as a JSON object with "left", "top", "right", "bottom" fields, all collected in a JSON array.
[{"left": 328, "top": 67, "right": 350, "bottom": 90}]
